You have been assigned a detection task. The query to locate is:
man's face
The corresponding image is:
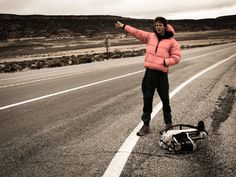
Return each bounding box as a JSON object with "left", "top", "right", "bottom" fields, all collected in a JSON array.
[{"left": 154, "top": 21, "right": 166, "bottom": 35}]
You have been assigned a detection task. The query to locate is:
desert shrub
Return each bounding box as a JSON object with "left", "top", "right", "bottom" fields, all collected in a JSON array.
[
  {"left": 47, "top": 60, "right": 62, "bottom": 67},
  {"left": 79, "top": 55, "right": 92, "bottom": 64},
  {"left": 110, "top": 52, "right": 122, "bottom": 58}
]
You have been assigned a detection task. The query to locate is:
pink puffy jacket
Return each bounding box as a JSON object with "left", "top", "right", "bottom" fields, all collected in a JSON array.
[{"left": 124, "top": 24, "right": 181, "bottom": 72}]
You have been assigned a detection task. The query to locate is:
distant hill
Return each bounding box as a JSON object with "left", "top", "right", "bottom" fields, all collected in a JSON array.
[{"left": 0, "top": 14, "right": 235, "bottom": 41}]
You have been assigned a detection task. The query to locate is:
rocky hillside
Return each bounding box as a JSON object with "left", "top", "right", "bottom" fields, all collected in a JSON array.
[{"left": 0, "top": 14, "right": 235, "bottom": 41}]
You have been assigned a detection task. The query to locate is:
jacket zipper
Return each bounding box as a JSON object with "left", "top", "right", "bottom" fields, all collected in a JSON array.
[{"left": 155, "top": 42, "right": 159, "bottom": 53}]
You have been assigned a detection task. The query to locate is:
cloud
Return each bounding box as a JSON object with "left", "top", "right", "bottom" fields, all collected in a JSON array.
[
  {"left": 0, "top": 0, "right": 235, "bottom": 19},
  {"left": 165, "top": 4, "right": 236, "bottom": 19},
  {"left": 0, "top": 0, "right": 31, "bottom": 11},
  {"left": 111, "top": 0, "right": 236, "bottom": 18}
]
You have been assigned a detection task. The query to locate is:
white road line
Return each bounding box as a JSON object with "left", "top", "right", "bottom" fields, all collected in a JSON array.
[
  {"left": 0, "top": 66, "right": 105, "bottom": 81},
  {"left": 0, "top": 69, "right": 65, "bottom": 81},
  {"left": 0, "top": 45, "right": 234, "bottom": 83},
  {"left": 182, "top": 45, "right": 235, "bottom": 62},
  {"left": 0, "top": 69, "right": 104, "bottom": 89},
  {"left": 0, "top": 70, "right": 144, "bottom": 111},
  {"left": 0, "top": 48, "right": 235, "bottom": 109},
  {"left": 102, "top": 53, "right": 236, "bottom": 177},
  {"left": 0, "top": 72, "right": 82, "bottom": 89}
]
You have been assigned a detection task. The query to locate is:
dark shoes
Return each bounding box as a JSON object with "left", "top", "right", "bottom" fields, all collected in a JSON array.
[
  {"left": 137, "top": 123, "right": 172, "bottom": 136},
  {"left": 165, "top": 123, "right": 172, "bottom": 130},
  {"left": 137, "top": 125, "right": 150, "bottom": 136}
]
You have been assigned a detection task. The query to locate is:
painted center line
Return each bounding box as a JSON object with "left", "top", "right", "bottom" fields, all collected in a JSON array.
[
  {"left": 0, "top": 69, "right": 105, "bottom": 89},
  {"left": 0, "top": 45, "right": 234, "bottom": 88},
  {"left": 0, "top": 70, "right": 144, "bottom": 111},
  {"left": 0, "top": 47, "right": 235, "bottom": 110},
  {"left": 102, "top": 53, "right": 236, "bottom": 177}
]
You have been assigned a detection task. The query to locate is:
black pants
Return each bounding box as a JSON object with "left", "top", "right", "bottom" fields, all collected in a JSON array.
[{"left": 141, "top": 68, "right": 172, "bottom": 124}]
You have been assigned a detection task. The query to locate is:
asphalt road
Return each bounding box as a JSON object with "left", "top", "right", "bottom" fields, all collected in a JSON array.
[{"left": 0, "top": 43, "right": 235, "bottom": 177}]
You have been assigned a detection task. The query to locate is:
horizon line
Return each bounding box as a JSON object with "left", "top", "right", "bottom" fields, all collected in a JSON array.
[{"left": 0, "top": 13, "right": 236, "bottom": 21}]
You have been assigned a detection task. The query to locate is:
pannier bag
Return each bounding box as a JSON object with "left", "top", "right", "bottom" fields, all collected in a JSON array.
[{"left": 159, "top": 121, "right": 208, "bottom": 153}]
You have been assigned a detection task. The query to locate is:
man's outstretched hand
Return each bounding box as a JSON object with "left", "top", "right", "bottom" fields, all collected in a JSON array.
[{"left": 115, "top": 21, "right": 124, "bottom": 29}]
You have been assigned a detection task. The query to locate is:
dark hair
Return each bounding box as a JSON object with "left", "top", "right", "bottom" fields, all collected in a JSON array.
[{"left": 154, "top": 17, "right": 167, "bottom": 27}]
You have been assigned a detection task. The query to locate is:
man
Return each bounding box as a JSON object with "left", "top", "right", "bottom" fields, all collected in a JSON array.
[{"left": 115, "top": 17, "right": 181, "bottom": 136}]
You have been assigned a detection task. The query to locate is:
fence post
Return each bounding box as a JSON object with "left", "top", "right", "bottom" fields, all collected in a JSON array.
[{"left": 104, "top": 37, "right": 110, "bottom": 60}]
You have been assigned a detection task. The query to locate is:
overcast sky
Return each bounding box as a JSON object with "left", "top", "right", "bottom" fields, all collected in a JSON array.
[{"left": 0, "top": 0, "right": 235, "bottom": 19}]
